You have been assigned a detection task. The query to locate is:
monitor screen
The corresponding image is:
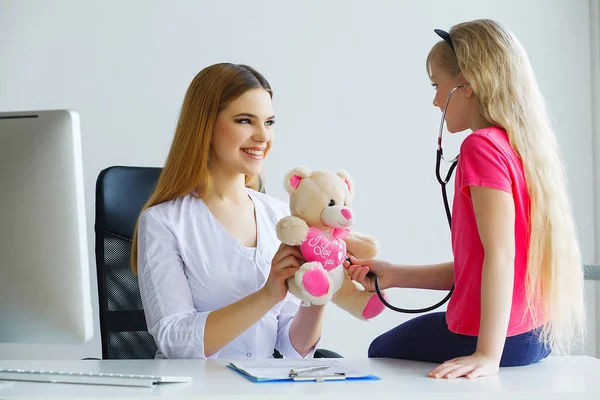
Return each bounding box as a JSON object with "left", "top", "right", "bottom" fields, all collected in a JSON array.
[{"left": 0, "top": 110, "right": 93, "bottom": 344}]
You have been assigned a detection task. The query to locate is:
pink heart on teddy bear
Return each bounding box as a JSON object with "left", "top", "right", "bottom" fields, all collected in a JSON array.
[{"left": 300, "top": 227, "right": 347, "bottom": 271}]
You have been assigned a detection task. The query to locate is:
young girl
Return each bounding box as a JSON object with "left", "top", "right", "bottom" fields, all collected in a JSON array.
[
  {"left": 130, "top": 63, "right": 324, "bottom": 359},
  {"left": 345, "top": 19, "right": 586, "bottom": 379}
]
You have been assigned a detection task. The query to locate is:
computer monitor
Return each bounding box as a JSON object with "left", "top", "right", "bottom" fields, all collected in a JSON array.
[{"left": 0, "top": 109, "right": 93, "bottom": 344}]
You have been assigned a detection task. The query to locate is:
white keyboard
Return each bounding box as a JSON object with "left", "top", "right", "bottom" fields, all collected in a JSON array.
[{"left": 0, "top": 368, "right": 192, "bottom": 387}]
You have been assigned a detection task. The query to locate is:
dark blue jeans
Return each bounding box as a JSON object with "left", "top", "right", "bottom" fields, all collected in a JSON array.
[{"left": 368, "top": 312, "right": 551, "bottom": 367}]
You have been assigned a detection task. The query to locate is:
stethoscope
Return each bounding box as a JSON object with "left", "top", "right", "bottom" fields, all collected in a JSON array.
[{"left": 350, "top": 83, "right": 468, "bottom": 313}]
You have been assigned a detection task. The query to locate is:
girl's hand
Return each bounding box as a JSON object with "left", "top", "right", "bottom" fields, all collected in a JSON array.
[
  {"left": 428, "top": 351, "right": 500, "bottom": 379},
  {"left": 343, "top": 255, "right": 394, "bottom": 291},
  {"left": 262, "top": 244, "right": 304, "bottom": 303}
]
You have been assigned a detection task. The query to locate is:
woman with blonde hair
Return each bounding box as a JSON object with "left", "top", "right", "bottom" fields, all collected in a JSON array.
[
  {"left": 131, "top": 63, "right": 325, "bottom": 359},
  {"left": 346, "top": 19, "right": 586, "bottom": 379}
]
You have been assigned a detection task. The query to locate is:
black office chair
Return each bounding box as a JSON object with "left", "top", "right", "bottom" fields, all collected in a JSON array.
[{"left": 94, "top": 165, "right": 342, "bottom": 359}]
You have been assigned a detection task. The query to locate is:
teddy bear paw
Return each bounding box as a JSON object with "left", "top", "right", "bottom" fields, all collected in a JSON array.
[
  {"left": 361, "top": 292, "right": 387, "bottom": 319},
  {"left": 277, "top": 217, "right": 310, "bottom": 246},
  {"left": 296, "top": 262, "right": 330, "bottom": 297}
]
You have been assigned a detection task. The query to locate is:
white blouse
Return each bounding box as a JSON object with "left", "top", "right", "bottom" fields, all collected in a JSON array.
[{"left": 137, "top": 188, "right": 318, "bottom": 359}]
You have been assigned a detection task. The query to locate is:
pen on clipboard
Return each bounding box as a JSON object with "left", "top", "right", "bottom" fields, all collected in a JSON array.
[
  {"left": 289, "top": 365, "right": 331, "bottom": 376},
  {"left": 288, "top": 365, "right": 346, "bottom": 382}
]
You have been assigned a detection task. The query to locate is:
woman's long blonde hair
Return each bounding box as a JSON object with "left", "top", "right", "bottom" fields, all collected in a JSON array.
[
  {"left": 427, "top": 19, "right": 586, "bottom": 354},
  {"left": 130, "top": 63, "right": 272, "bottom": 275}
]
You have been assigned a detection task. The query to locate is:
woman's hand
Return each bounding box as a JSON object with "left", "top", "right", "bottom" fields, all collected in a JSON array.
[
  {"left": 343, "top": 255, "right": 395, "bottom": 291},
  {"left": 428, "top": 351, "right": 500, "bottom": 379},
  {"left": 262, "top": 244, "right": 304, "bottom": 303}
]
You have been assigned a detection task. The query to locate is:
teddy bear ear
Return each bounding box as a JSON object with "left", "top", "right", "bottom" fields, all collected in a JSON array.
[
  {"left": 336, "top": 170, "right": 354, "bottom": 195},
  {"left": 284, "top": 166, "right": 312, "bottom": 194}
]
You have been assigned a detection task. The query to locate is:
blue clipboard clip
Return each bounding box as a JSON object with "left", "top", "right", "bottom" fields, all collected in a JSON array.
[{"left": 288, "top": 365, "right": 346, "bottom": 382}]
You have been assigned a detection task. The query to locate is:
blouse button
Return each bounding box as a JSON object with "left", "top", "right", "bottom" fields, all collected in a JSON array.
[{"left": 246, "top": 352, "right": 252, "bottom": 358}]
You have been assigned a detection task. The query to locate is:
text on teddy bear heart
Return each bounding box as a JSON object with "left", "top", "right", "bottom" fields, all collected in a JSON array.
[{"left": 300, "top": 227, "right": 346, "bottom": 271}]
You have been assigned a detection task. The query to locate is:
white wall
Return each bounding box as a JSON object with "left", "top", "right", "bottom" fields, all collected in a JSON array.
[
  {"left": 0, "top": 0, "right": 596, "bottom": 359},
  {"left": 590, "top": 0, "right": 600, "bottom": 356}
]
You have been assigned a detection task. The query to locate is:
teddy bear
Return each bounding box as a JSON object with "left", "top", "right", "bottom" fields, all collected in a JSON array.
[{"left": 275, "top": 166, "right": 386, "bottom": 320}]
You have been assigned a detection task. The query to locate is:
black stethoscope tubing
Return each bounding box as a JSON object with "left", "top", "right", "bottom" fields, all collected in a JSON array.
[{"left": 356, "top": 85, "right": 468, "bottom": 313}]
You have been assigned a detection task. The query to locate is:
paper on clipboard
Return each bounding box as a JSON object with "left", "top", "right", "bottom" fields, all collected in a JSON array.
[{"left": 227, "top": 359, "right": 380, "bottom": 383}]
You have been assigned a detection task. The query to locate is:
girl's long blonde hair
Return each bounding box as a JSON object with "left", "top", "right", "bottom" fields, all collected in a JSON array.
[
  {"left": 130, "top": 63, "right": 272, "bottom": 275},
  {"left": 427, "top": 19, "right": 586, "bottom": 354}
]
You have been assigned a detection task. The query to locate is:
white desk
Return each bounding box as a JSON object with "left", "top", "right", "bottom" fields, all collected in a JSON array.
[{"left": 0, "top": 356, "right": 598, "bottom": 399}]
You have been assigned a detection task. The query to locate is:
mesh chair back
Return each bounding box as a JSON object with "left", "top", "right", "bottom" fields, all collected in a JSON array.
[{"left": 94, "top": 166, "right": 161, "bottom": 359}]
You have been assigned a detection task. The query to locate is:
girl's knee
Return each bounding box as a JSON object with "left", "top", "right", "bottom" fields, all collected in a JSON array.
[{"left": 367, "top": 335, "right": 386, "bottom": 358}]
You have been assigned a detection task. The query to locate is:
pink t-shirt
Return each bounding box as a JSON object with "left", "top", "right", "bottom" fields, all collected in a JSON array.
[{"left": 446, "top": 126, "right": 541, "bottom": 337}]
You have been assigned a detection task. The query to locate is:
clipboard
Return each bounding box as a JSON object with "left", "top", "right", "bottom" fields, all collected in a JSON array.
[{"left": 227, "top": 360, "right": 380, "bottom": 383}]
